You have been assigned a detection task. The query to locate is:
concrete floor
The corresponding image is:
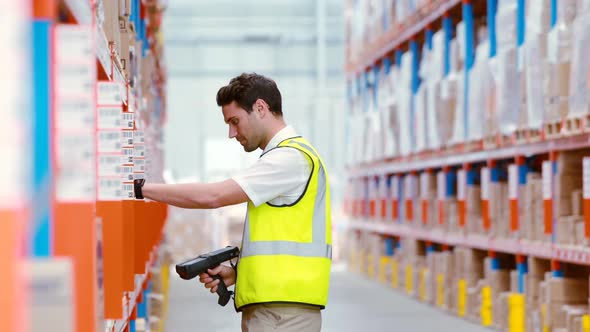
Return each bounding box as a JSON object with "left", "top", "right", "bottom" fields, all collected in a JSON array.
[{"left": 164, "top": 265, "right": 490, "bottom": 332}]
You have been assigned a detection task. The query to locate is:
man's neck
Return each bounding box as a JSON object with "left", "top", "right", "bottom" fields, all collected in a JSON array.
[{"left": 260, "top": 122, "right": 287, "bottom": 151}]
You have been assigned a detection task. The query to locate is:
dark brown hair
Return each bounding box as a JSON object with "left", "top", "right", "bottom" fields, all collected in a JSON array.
[{"left": 216, "top": 73, "right": 283, "bottom": 116}]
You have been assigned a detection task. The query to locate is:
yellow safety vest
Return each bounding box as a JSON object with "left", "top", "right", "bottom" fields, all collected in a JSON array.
[{"left": 234, "top": 136, "right": 332, "bottom": 311}]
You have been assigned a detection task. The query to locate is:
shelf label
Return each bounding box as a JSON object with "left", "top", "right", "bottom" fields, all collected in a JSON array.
[
  {"left": 98, "top": 155, "right": 122, "bottom": 177},
  {"left": 437, "top": 171, "right": 445, "bottom": 201},
  {"left": 122, "top": 183, "right": 135, "bottom": 200},
  {"left": 133, "top": 144, "right": 145, "bottom": 158},
  {"left": 122, "top": 130, "right": 134, "bottom": 147},
  {"left": 122, "top": 113, "right": 134, "bottom": 129},
  {"left": 133, "top": 159, "right": 145, "bottom": 173},
  {"left": 97, "top": 178, "right": 123, "bottom": 201},
  {"left": 97, "top": 82, "right": 123, "bottom": 105},
  {"left": 457, "top": 169, "right": 466, "bottom": 201},
  {"left": 120, "top": 166, "right": 134, "bottom": 182},
  {"left": 481, "top": 168, "right": 490, "bottom": 200},
  {"left": 122, "top": 148, "right": 134, "bottom": 164},
  {"left": 542, "top": 161, "right": 552, "bottom": 200},
  {"left": 98, "top": 131, "right": 122, "bottom": 153},
  {"left": 509, "top": 164, "right": 518, "bottom": 200},
  {"left": 134, "top": 130, "right": 145, "bottom": 144},
  {"left": 56, "top": 98, "right": 94, "bottom": 130},
  {"left": 56, "top": 166, "right": 95, "bottom": 202},
  {"left": 56, "top": 62, "right": 95, "bottom": 97},
  {"left": 55, "top": 25, "right": 93, "bottom": 62},
  {"left": 584, "top": 158, "right": 590, "bottom": 199},
  {"left": 97, "top": 107, "right": 122, "bottom": 130}
]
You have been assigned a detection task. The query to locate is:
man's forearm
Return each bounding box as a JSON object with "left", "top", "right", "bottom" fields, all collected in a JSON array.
[
  {"left": 140, "top": 179, "right": 249, "bottom": 209},
  {"left": 142, "top": 183, "right": 217, "bottom": 208}
]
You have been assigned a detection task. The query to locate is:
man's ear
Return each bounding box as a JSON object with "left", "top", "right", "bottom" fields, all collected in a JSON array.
[{"left": 255, "top": 99, "right": 267, "bottom": 117}]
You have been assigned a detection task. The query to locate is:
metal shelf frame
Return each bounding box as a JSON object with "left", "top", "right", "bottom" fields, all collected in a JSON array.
[
  {"left": 348, "top": 133, "right": 590, "bottom": 178},
  {"left": 349, "top": 220, "right": 590, "bottom": 265},
  {"left": 347, "top": 0, "right": 462, "bottom": 77}
]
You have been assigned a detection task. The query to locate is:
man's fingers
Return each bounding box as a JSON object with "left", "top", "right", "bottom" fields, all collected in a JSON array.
[
  {"left": 210, "top": 285, "right": 218, "bottom": 293},
  {"left": 204, "top": 279, "right": 219, "bottom": 289},
  {"left": 208, "top": 265, "right": 225, "bottom": 276}
]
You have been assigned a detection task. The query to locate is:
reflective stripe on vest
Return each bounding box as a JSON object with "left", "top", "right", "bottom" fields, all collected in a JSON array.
[{"left": 240, "top": 139, "right": 331, "bottom": 259}]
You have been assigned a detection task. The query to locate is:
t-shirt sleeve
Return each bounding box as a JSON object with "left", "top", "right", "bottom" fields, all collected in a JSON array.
[{"left": 231, "top": 147, "right": 312, "bottom": 207}]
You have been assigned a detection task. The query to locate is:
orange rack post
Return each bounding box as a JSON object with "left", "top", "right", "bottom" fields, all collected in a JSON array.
[
  {"left": 542, "top": 154, "right": 555, "bottom": 236},
  {"left": 481, "top": 165, "right": 491, "bottom": 232},
  {"left": 584, "top": 157, "right": 590, "bottom": 239}
]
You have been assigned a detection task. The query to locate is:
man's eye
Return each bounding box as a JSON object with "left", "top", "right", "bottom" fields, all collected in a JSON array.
[{"left": 232, "top": 119, "right": 239, "bottom": 125}]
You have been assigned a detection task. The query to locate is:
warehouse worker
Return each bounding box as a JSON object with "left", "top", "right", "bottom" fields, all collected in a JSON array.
[{"left": 133, "top": 73, "right": 332, "bottom": 332}]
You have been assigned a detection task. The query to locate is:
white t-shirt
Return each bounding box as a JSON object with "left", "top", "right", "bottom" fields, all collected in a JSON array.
[{"left": 232, "top": 126, "right": 312, "bottom": 207}]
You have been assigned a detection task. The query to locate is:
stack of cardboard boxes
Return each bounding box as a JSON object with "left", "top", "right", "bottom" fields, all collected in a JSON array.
[
  {"left": 489, "top": 181, "right": 510, "bottom": 238},
  {"left": 538, "top": 276, "right": 588, "bottom": 331},
  {"left": 466, "top": 183, "right": 483, "bottom": 235},
  {"left": 522, "top": 172, "right": 547, "bottom": 242},
  {"left": 554, "top": 151, "right": 588, "bottom": 246},
  {"left": 526, "top": 258, "right": 551, "bottom": 332}
]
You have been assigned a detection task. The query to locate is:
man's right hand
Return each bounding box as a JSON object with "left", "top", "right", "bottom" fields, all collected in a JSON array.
[{"left": 198, "top": 265, "right": 236, "bottom": 294}]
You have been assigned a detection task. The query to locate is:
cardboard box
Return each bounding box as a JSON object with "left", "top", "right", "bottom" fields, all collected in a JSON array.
[
  {"left": 556, "top": 216, "right": 576, "bottom": 245},
  {"left": 545, "top": 277, "right": 589, "bottom": 303},
  {"left": 102, "top": 0, "right": 121, "bottom": 50},
  {"left": 572, "top": 189, "right": 583, "bottom": 216}
]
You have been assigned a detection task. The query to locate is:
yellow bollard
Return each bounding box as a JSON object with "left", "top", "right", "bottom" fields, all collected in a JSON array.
[
  {"left": 358, "top": 251, "right": 365, "bottom": 274},
  {"left": 436, "top": 273, "right": 444, "bottom": 308},
  {"left": 379, "top": 256, "right": 390, "bottom": 283},
  {"left": 391, "top": 259, "right": 399, "bottom": 289},
  {"left": 582, "top": 315, "right": 590, "bottom": 332},
  {"left": 541, "top": 303, "right": 549, "bottom": 332},
  {"left": 480, "top": 286, "right": 493, "bottom": 327},
  {"left": 405, "top": 264, "right": 413, "bottom": 295},
  {"left": 508, "top": 294, "right": 525, "bottom": 332},
  {"left": 419, "top": 268, "right": 427, "bottom": 302},
  {"left": 457, "top": 279, "right": 467, "bottom": 317},
  {"left": 367, "top": 254, "right": 375, "bottom": 278}
]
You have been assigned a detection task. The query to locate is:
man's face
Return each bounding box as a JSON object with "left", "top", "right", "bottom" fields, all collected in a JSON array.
[{"left": 222, "top": 101, "right": 262, "bottom": 152}]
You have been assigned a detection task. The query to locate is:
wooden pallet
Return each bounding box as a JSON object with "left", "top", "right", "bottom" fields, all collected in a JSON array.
[
  {"left": 464, "top": 139, "right": 484, "bottom": 152},
  {"left": 562, "top": 114, "right": 590, "bottom": 136},
  {"left": 514, "top": 128, "right": 543, "bottom": 144},
  {"left": 483, "top": 135, "right": 498, "bottom": 150},
  {"left": 483, "top": 134, "right": 514, "bottom": 150},
  {"left": 543, "top": 120, "right": 563, "bottom": 139}
]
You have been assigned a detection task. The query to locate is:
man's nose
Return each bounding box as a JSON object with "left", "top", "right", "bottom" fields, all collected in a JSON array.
[{"left": 228, "top": 126, "right": 237, "bottom": 139}]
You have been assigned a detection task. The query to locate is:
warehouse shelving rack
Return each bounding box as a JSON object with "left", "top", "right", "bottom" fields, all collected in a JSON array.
[
  {"left": 345, "top": 0, "right": 590, "bottom": 330},
  {"left": 30, "top": 1, "right": 170, "bottom": 332}
]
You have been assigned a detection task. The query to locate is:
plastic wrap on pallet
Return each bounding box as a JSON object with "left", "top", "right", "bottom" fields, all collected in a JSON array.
[
  {"left": 456, "top": 22, "right": 466, "bottom": 69},
  {"left": 425, "top": 80, "right": 442, "bottom": 149},
  {"left": 449, "top": 30, "right": 465, "bottom": 144},
  {"left": 398, "top": 52, "right": 413, "bottom": 156},
  {"left": 384, "top": 68, "right": 400, "bottom": 157},
  {"left": 568, "top": 11, "right": 590, "bottom": 117},
  {"left": 545, "top": 0, "right": 577, "bottom": 122},
  {"left": 432, "top": 31, "right": 446, "bottom": 81},
  {"left": 414, "top": 84, "right": 427, "bottom": 152},
  {"left": 468, "top": 40, "right": 491, "bottom": 141},
  {"left": 494, "top": 0, "right": 520, "bottom": 135},
  {"left": 440, "top": 74, "right": 458, "bottom": 147},
  {"left": 450, "top": 69, "right": 465, "bottom": 144},
  {"left": 523, "top": 0, "right": 551, "bottom": 129},
  {"left": 424, "top": 31, "right": 445, "bottom": 150},
  {"left": 377, "top": 67, "right": 391, "bottom": 159}
]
